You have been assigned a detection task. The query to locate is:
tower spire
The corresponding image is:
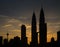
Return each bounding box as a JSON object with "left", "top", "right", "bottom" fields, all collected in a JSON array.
[
  {"left": 6, "top": 32, "right": 9, "bottom": 41},
  {"left": 40, "top": 8, "right": 45, "bottom": 23},
  {"left": 40, "top": 0, "right": 45, "bottom": 23},
  {"left": 39, "top": 3, "right": 47, "bottom": 47},
  {"left": 31, "top": 12, "right": 38, "bottom": 46}
]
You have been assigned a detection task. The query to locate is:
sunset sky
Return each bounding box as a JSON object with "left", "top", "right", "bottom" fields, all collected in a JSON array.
[{"left": 0, "top": 0, "right": 60, "bottom": 43}]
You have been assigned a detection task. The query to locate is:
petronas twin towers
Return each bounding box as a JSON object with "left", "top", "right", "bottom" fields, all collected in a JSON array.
[
  {"left": 0, "top": 7, "right": 53, "bottom": 47},
  {"left": 31, "top": 8, "right": 47, "bottom": 47}
]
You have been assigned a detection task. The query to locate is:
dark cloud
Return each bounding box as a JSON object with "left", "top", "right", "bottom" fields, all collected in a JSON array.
[
  {"left": 0, "top": 0, "right": 60, "bottom": 25},
  {"left": 0, "top": 0, "right": 60, "bottom": 18}
]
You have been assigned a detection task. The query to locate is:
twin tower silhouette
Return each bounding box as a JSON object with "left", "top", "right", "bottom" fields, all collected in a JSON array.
[{"left": 21, "top": 7, "right": 47, "bottom": 47}]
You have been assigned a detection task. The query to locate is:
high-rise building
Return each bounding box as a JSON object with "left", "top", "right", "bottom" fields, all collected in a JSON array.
[
  {"left": 31, "top": 12, "right": 38, "bottom": 46},
  {"left": 0, "top": 36, "right": 3, "bottom": 46},
  {"left": 21, "top": 25, "right": 27, "bottom": 47},
  {"left": 39, "top": 8, "right": 47, "bottom": 47},
  {"left": 4, "top": 39, "right": 8, "bottom": 46},
  {"left": 57, "top": 31, "right": 60, "bottom": 42},
  {"left": 57, "top": 31, "right": 60, "bottom": 47},
  {"left": 50, "top": 37, "right": 56, "bottom": 47}
]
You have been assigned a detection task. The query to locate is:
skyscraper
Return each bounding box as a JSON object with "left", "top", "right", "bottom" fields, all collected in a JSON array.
[
  {"left": 57, "top": 31, "right": 60, "bottom": 42},
  {"left": 39, "top": 8, "right": 47, "bottom": 47},
  {"left": 57, "top": 31, "right": 60, "bottom": 47},
  {"left": 31, "top": 12, "right": 38, "bottom": 46},
  {"left": 0, "top": 36, "right": 3, "bottom": 47},
  {"left": 21, "top": 25, "right": 27, "bottom": 47}
]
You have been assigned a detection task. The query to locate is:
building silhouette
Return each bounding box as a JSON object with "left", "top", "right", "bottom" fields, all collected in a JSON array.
[
  {"left": 30, "top": 12, "right": 38, "bottom": 47},
  {"left": 21, "top": 25, "right": 28, "bottom": 47},
  {"left": 1, "top": 7, "right": 60, "bottom": 47},
  {"left": 39, "top": 8, "right": 47, "bottom": 47},
  {"left": 57, "top": 31, "right": 60, "bottom": 47},
  {"left": 3, "top": 39, "right": 8, "bottom": 47},
  {"left": 57, "top": 31, "right": 60, "bottom": 42},
  {"left": 6, "top": 33, "right": 9, "bottom": 42},
  {"left": 0, "top": 36, "right": 3, "bottom": 47},
  {"left": 50, "top": 37, "right": 56, "bottom": 47},
  {"left": 13, "top": 36, "right": 21, "bottom": 47}
]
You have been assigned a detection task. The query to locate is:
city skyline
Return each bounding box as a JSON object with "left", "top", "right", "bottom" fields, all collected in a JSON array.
[
  {"left": 0, "top": 7, "right": 60, "bottom": 47},
  {"left": 0, "top": 7, "right": 59, "bottom": 44},
  {"left": 0, "top": 0, "right": 60, "bottom": 44}
]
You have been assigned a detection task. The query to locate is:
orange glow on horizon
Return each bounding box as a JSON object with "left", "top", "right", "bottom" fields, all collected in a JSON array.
[{"left": 0, "top": 20, "right": 58, "bottom": 44}]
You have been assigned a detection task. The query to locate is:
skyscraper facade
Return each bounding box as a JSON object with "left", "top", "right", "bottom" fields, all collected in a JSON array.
[
  {"left": 57, "top": 31, "right": 60, "bottom": 42},
  {"left": 21, "top": 25, "right": 27, "bottom": 47},
  {"left": 39, "top": 8, "right": 47, "bottom": 47},
  {"left": 31, "top": 12, "right": 38, "bottom": 46},
  {"left": 0, "top": 36, "right": 3, "bottom": 46}
]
